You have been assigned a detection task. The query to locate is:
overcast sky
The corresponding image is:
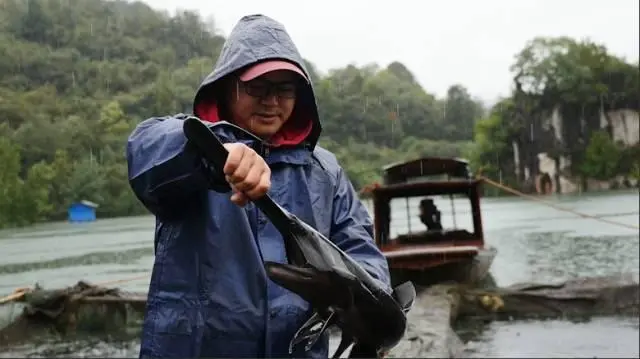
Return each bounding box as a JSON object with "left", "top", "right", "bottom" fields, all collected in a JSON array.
[{"left": 143, "top": 0, "right": 638, "bottom": 104}]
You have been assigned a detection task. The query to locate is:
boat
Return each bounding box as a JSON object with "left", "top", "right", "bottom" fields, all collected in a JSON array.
[{"left": 361, "top": 157, "right": 496, "bottom": 288}]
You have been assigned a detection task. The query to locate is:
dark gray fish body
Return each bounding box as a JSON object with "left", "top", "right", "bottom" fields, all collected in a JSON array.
[
  {"left": 183, "top": 118, "right": 416, "bottom": 358},
  {"left": 264, "top": 214, "right": 416, "bottom": 358}
]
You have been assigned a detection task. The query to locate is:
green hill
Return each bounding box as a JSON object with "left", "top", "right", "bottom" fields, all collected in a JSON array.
[{"left": 0, "top": 0, "right": 481, "bottom": 228}]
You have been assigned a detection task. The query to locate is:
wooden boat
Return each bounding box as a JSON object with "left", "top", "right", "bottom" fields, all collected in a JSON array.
[{"left": 362, "top": 157, "right": 496, "bottom": 287}]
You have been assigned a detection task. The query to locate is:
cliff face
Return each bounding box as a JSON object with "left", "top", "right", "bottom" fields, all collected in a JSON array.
[
  {"left": 482, "top": 36, "right": 639, "bottom": 194},
  {"left": 511, "top": 107, "right": 639, "bottom": 194},
  {"left": 606, "top": 109, "right": 640, "bottom": 147}
]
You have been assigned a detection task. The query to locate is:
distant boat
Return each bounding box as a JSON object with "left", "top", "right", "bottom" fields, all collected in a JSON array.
[{"left": 361, "top": 157, "right": 496, "bottom": 287}]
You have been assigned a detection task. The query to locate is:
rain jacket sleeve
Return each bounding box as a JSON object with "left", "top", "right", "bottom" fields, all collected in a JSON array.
[
  {"left": 126, "top": 115, "right": 228, "bottom": 218},
  {"left": 330, "top": 166, "right": 392, "bottom": 291}
]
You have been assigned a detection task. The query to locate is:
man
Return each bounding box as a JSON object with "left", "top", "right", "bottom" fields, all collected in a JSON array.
[{"left": 127, "top": 14, "right": 392, "bottom": 358}]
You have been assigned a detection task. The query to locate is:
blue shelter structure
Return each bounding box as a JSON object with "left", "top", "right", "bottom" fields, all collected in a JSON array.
[{"left": 68, "top": 200, "right": 99, "bottom": 222}]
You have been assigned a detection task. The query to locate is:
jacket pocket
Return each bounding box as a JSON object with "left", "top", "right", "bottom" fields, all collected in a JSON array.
[
  {"left": 199, "top": 337, "right": 261, "bottom": 358},
  {"left": 140, "top": 332, "right": 200, "bottom": 358},
  {"left": 140, "top": 304, "right": 202, "bottom": 358}
]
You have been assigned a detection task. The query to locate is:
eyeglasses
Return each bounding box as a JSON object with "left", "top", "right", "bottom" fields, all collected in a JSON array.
[{"left": 238, "top": 78, "right": 299, "bottom": 99}]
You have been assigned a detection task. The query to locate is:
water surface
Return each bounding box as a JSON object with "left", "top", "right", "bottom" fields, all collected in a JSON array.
[{"left": 0, "top": 190, "right": 638, "bottom": 357}]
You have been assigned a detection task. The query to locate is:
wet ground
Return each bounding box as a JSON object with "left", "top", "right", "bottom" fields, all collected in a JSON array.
[{"left": 1, "top": 190, "right": 638, "bottom": 357}]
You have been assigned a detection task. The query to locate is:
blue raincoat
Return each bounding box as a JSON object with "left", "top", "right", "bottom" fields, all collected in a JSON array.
[{"left": 127, "top": 14, "right": 391, "bottom": 358}]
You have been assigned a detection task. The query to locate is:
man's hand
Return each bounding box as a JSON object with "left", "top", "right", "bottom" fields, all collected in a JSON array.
[{"left": 222, "top": 143, "right": 271, "bottom": 206}]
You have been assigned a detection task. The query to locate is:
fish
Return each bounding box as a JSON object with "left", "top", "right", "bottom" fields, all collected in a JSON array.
[{"left": 183, "top": 117, "right": 416, "bottom": 358}]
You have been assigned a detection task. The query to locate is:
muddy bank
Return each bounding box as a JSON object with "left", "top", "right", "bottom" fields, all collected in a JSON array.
[
  {"left": 388, "top": 274, "right": 639, "bottom": 358},
  {"left": 1, "top": 275, "right": 638, "bottom": 358},
  {"left": 388, "top": 284, "right": 465, "bottom": 358}
]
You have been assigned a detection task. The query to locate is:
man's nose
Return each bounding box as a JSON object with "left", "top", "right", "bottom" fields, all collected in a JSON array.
[{"left": 260, "top": 93, "right": 279, "bottom": 106}]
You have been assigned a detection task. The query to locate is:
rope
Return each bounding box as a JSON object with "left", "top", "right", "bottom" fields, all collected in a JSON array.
[
  {"left": 477, "top": 175, "right": 639, "bottom": 231},
  {"left": 0, "top": 274, "right": 148, "bottom": 305}
]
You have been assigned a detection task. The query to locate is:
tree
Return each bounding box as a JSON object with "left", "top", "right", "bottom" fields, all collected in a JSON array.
[
  {"left": 579, "top": 131, "right": 622, "bottom": 180},
  {"left": 442, "top": 84, "right": 485, "bottom": 141}
]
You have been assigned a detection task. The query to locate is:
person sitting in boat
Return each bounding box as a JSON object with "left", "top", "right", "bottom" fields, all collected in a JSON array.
[{"left": 419, "top": 198, "right": 443, "bottom": 231}]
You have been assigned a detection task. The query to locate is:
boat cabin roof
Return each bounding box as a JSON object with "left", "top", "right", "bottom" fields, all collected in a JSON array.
[
  {"left": 368, "top": 157, "right": 478, "bottom": 199},
  {"left": 383, "top": 157, "right": 472, "bottom": 186},
  {"left": 372, "top": 180, "right": 482, "bottom": 198}
]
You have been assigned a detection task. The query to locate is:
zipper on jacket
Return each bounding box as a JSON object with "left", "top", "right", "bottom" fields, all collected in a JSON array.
[
  {"left": 245, "top": 204, "right": 270, "bottom": 356},
  {"left": 252, "top": 144, "right": 270, "bottom": 356},
  {"left": 262, "top": 145, "right": 270, "bottom": 356}
]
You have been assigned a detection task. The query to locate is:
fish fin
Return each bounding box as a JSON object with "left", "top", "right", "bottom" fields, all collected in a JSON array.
[
  {"left": 392, "top": 281, "right": 416, "bottom": 314},
  {"left": 289, "top": 310, "right": 336, "bottom": 354},
  {"left": 331, "top": 331, "right": 355, "bottom": 358}
]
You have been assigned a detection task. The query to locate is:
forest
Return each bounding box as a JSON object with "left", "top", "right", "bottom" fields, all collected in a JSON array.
[{"left": 0, "top": 0, "right": 637, "bottom": 228}]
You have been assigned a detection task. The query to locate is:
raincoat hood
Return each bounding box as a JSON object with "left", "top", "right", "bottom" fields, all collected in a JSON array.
[{"left": 193, "top": 14, "right": 322, "bottom": 149}]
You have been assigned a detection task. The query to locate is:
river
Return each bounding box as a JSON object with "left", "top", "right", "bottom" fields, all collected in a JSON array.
[{"left": 0, "top": 190, "right": 638, "bottom": 357}]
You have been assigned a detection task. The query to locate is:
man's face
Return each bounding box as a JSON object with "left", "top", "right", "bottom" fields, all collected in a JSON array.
[{"left": 229, "top": 70, "right": 300, "bottom": 140}]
